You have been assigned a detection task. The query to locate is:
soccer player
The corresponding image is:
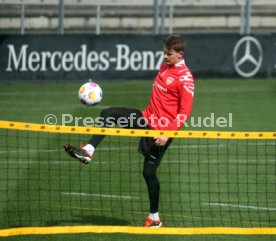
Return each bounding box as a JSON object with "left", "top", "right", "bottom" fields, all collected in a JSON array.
[{"left": 64, "top": 35, "right": 194, "bottom": 227}]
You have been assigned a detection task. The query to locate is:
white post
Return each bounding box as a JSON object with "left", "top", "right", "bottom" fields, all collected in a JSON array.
[
  {"left": 169, "top": 5, "right": 173, "bottom": 34},
  {"left": 245, "top": 0, "right": 251, "bottom": 35},
  {"left": 241, "top": 0, "right": 251, "bottom": 35},
  {"left": 58, "top": 0, "right": 64, "bottom": 34},
  {"left": 153, "top": 0, "right": 159, "bottom": 34},
  {"left": 96, "top": 5, "right": 101, "bottom": 35},
  {"left": 20, "top": 1, "right": 25, "bottom": 35},
  {"left": 160, "top": 0, "right": 166, "bottom": 34}
]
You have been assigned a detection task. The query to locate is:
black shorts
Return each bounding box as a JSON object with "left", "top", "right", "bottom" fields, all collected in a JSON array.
[{"left": 138, "top": 136, "right": 172, "bottom": 164}]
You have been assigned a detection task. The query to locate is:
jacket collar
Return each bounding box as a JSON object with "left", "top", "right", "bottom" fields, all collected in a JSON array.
[
  {"left": 175, "top": 59, "right": 185, "bottom": 67},
  {"left": 167, "top": 59, "right": 185, "bottom": 68}
]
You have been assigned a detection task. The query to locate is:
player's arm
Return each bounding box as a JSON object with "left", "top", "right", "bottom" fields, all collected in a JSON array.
[
  {"left": 154, "top": 75, "right": 194, "bottom": 145},
  {"left": 167, "top": 73, "right": 194, "bottom": 130}
]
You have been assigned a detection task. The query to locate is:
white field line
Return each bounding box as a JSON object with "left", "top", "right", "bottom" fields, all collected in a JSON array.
[
  {"left": 0, "top": 160, "right": 109, "bottom": 164},
  {"left": 163, "top": 159, "right": 276, "bottom": 164},
  {"left": 0, "top": 149, "right": 59, "bottom": 153},
  {"left": 0, "top": 103, "right": 110, "bottom": 110},
  {"left": 0, "top": 141, "right": 274, "bottom": 164},
  {"left": 0, "top": 150, "right": 275, "bottom": 164},
  {"left": 0, "top": 87, "right": 273, "bottom": 96},
  {"left": 99, "top": 142, "right": 276, "bottom": 151},
  {"left": 0, "top": 90, "right": 151, "bottom": 96},
  {"left": 62, "top": 191, "right": 138, "bottom": 200},
  {"left": 0, "top": 141, "right": 275, "bottom": 154},
  {"left": 0, "top": 158, "right": 274, "bottom": 165},
  {"left": 202, "top": 202, "right": 276, "bottom": 211}
]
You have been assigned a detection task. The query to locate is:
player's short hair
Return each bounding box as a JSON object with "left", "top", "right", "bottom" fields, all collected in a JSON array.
[{"left": 164, "top": 35, "right": 186, "bottom": 53}]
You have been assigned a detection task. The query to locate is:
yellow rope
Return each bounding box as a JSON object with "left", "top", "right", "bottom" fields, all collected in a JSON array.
[{"left": 0, "top": 120, "right": 275, "bottom": 139}]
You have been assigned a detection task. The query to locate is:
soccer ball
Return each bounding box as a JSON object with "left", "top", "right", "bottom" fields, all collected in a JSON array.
[{"left": 78, "top": 82, "right": 103, "bottom": 106}]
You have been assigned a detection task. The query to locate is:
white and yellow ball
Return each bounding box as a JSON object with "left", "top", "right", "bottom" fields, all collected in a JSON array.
[{"left": 78, "top": 82, "right": 103, "bottom": 106}]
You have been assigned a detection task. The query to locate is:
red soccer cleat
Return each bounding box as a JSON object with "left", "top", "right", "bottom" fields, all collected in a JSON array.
[{"left": 143, "top": 217, "right": 162, "bottom": 228}]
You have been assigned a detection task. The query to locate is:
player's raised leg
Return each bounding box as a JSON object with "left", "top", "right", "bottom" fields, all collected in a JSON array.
[{"left": 64, "top": 107, "right": 146, "bottom": 164}]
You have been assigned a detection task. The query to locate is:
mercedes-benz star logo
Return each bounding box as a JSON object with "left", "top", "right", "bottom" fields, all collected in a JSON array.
[{"left": 233, "top": 36, "right": 263, "bottom": 78}]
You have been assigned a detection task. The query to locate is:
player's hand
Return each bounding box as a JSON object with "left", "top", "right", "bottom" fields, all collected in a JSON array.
[{"left": 154, "top": 137, "right": 169, "bottom": 146}]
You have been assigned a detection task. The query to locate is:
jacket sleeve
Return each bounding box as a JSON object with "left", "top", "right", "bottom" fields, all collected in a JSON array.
[{"left": 166, "top": 71, "right": 194, "bottom": 130}]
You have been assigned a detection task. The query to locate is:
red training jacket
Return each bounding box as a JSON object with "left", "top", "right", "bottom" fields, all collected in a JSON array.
[{"left": 142, "top": 59, "right": 194, "bottom": 130}]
